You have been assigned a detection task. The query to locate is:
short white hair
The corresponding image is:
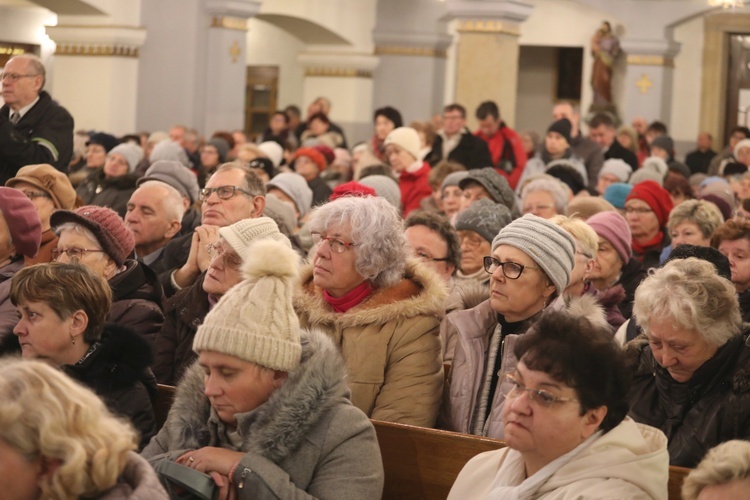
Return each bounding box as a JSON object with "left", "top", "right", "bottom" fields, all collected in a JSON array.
[
  {"left": 683, "top": 440, "right": 750, "bottom": 500},
  {"left": 135, "top": 180, "right": 185, "bottom": 222},
  {"left": 521, "top": 177, "right": 570, "bottom": 214}
]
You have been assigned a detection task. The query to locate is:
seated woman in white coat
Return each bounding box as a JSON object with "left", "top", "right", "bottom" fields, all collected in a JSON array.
[{"left": 449, "top": 310, "right": 669, "bottom": 500}]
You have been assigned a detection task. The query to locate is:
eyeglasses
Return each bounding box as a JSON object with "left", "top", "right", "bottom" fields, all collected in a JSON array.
[
  {"left": 311, "top": 232, "right": 357, "bottom": 254},
  {"left": 483, "top": 256, "right": 539, "bottom": 279},
  {"left": 20, "top": 191, "right": 50, "bottom": 201},
  {"left": 458, "top": 233, "right": 486, "bottom": 249},
  {"left": 51, "top": 247, "right": 105, "bottom": 262},
  {"left": 0, "top": 73, "right": 37, "bottom": 82},
  {"left": 624, "top": 206, "right": 653, "bottom": 215},
  {"left": 503, "top": 373, "right": 579, "bottom": 408},
  {"left": 206, "top": 242, "right": 243, "bottom": 269},
  {"left": 415, "top": 250, "right": 451, "bottom": 263},
  {"left": 199, "top": 185, "right": 252, "bottom": 202}
]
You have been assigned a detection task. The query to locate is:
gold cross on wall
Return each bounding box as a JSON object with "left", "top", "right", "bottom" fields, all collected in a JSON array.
[
  {"left": 636, "top": 74, "right": 653, "bottom": 94},
  {"left": 229, "top": 40, "right": 241, "bottom": 63}
]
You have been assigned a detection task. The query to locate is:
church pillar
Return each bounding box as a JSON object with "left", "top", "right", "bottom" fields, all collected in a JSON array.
[
  {"left": 620, "top": 38, "right": 681, "bottom": 127},
  {"left": 443, "top": 0, "right": 533, "bottom": 129}
]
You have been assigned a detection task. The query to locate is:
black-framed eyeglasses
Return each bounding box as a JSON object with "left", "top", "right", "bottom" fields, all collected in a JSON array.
[
  {"left": 20, "top": 191, "right": 51, "bottom": 201},
  {"left": 51, "top": 247, "right": 105, "bottom": 262},
  {"left": 503, "top": 373, "right": 579, "bottom": 408},
  {"left": 415, "top": 250, "right": 451, "bottom": 263},
  {"left": 311, "top": 232, "right": 357, "bottom": 254},
  {"left": 206, "top": 241, "right": 243, "bottom": 269},
  {"left": 199, "top": 185, "right": 252, "bottom": 202},
  {"left": 483, "top": 256, "right": 539, "bottom": 279}
]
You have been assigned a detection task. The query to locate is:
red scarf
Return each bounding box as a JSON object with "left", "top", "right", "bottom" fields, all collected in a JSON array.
[
  {"left": 323, "top": 281, "right": 374, "bottom": 313},
  {"left": 631, "top": 231, "right": 664, "bottom": 259}
]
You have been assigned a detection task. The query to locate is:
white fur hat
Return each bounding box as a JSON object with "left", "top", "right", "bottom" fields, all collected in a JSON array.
[
  {"left": 259, "top": 141, "right": 284, "bottom": 168},
  {"left": 384, "top": 127, "right": 421, "bottom": 161}
]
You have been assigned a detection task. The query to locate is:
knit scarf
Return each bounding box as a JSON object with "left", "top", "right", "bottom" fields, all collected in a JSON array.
[
  {"left": 323, "top": 281, "right": 374, "bottom": 313},
  {"left": 631, "top": 231, "right": 664, "bottom": 259}
]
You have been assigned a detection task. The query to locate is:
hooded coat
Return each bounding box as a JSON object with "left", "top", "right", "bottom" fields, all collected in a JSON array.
[
  {"left": 626, "top": 332, "right": 750, "bottom": 467},
  {"left": 109, "top": 259, "right": 165, "bottom": 347},
  {"left": 76, "top": 169, "right": 139, "bottom": 217},
  {"left": 294, "top": 259, "right": 447, "bottom": 427},
  {"left": 442, "top": 295, "right": 608, "bottom": 438},
  {"left": 448, "top": 418, "right": 669, "bottom": 499},
  {"left": 141, "top": 329, "right": 384, "bottom": 499}
]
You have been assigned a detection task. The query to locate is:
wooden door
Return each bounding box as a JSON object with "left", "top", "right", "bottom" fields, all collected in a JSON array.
[{"left": 245, "top": 66, "right": 279, "bottom": 141}]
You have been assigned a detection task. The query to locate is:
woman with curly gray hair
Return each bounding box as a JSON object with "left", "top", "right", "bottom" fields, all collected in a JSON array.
[
  {"left": 295, "top": 195, "right": 447, "bottom": 427},
  {"left": 627, "top": 257, "right": 750, "bottom": 467}
]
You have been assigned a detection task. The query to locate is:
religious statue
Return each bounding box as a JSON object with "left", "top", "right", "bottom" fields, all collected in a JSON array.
[{"left": 591, "top": 21, "right": 620, "bottom": 106}]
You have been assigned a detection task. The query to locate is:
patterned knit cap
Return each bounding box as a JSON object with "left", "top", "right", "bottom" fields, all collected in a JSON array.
[{"left": 193, "top": 239, "right": 301, "bottom": 371}]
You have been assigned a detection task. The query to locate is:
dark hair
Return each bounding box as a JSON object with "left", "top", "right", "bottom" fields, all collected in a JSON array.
[
  {"left": 404, "top": 211, "right": 461, "bottom": 271},
  {"left": 428, "top": 160, "right": 466, "bottom": 190},
  {"left": 664, "top": 244, "right": 732, "bottom": 281},
  {"left": 444, "top": 103, "right": 466, "bottom": 118},
  {"left": 647, "top": 121, "right": 668, "bottom": 135},
  {"left": 730, "top": 126, "right": 750, "bottom": 138},
  {"left": 308, "top": 112, "right": 330, "bottom": 126},
  {"left": 514, "top": 311, "right": 630, "bottom": 432},
  {"left": 272, "top": 110, "right": 289, "bottom": 124},
  {"left": 211, "top": 131, "right": 235, "bottom": 149},
  {"left": 475, "top": 101, "right": 500, "bottom": 121},
  {"left": 284, "top": 105, "right": 301, "bottom": 119},
  {"left": 664, "top": 175, "right": 695, "bottom": 201},
  {"left": 589, "top": 113, "right": 615, "bottom": 129},
  {"left": 547, "top": 163, "right": 586, "bottom": 194},
  {"left": 373, "top": 106, "right": 403, "bottom": 129},
  {"left": 712, "top": 218, "right": 750, "bottom": 248}
]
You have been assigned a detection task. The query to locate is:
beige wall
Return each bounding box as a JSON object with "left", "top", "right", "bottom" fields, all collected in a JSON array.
[{"left": 670, "top": 14, "right": 704, "bottom": 154}]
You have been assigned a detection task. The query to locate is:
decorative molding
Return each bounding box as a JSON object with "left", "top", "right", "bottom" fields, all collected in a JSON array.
[
  {"left": 442, "top": 0, "right": 534, "bottom": 24},
  {"left": 375, "top": 45, "right": 447, "bottom": 58},
  {"left": 54, "top": 44, "right": 139, "bottom": 58},
  {"left": 210, "top": 16, "right": 248, "bottom": 31},
  {"left": 626, "top": 54, "right": 675, "bottom": 67},
  {"left": 304, "top": 67, "right": 372, "bottom": 78},
  {"left": 456, "top": 19, "right": 520, "bottom": 36}
]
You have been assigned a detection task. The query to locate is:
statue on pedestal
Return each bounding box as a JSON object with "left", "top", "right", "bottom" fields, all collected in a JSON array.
[{"left": 591, "top": 21, "right": 620, "bottom": 107}]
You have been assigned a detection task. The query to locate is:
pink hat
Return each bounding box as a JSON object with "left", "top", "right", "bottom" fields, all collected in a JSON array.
[
  {"left": 51, "top": 206, "right": 134, "bottom": 266},
  {"left": 0, "top": 187, "right": 42, "bottom": 258},
  {"left": 586, "top": 211, "right": 632, "bottom": 264}
]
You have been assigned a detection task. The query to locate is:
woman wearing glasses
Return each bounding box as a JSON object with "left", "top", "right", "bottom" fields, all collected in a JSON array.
[
  {"left": 152, "top": 217, "right": 290, "bottom": 385},
  {"left": 2, "top": 263, "right": 157, "bottom": 450},
  {"left": 50, "top": 205, "right": 164, "bottom": 346},
  {"left": 441, "top": 214, "right": 606, "bottom": 438},
  {"left": 448, "top": 311, "right": 668, "bottom": 499},
  {"left": 454, "top": 198, "right": 512, "bottom": 287},
  {"left": 295, "top": 195, "right": 447, "bottom": 427},
  {"left": 624, "top": 180, "right": 674, "bottom": 270}
]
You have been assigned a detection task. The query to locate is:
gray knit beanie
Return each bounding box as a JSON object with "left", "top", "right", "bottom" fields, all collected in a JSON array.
[
  {"left": 598, "top": 158, "right": 632, "bottom": 183},
  {"left": 108, "top": 143, "right": 143, "bottom": 173},
  {"left": 193, "top": 239, "right": 302, "bottom": 371},
  {"left": 149, "top": 140, "right": 190, "bottom": 168},
  {"left": 359, "top": 174, "right": 402, "bottom": 209},
  {"left": 491, "top": 213, "right": 575, "bottom": 293},
  {"left": 266, "top": 172, "right": 314, "bottom": 219},
  {"left": 441, "top": 171, "right": 469, "bottom": 195},
  {"left": 455, "top": 199, "right": 512, "bottom": 244},
  {"left": 459, "top": 167, "right": 514, "bottom": 210}
]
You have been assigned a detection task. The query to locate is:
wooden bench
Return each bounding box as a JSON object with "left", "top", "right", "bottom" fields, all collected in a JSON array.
[{"left": 668, "top": 465, "right": 691, "bottom": 500}]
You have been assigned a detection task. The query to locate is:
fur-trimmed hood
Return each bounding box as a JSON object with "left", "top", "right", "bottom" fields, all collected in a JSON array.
[
  {"left": 295, "top": 258, "right": 447, "bottom": 328},
  {"left": 548, "top": 293, "right": 610, "bottom": 331},
  {"left": 161, "top": 328, "right": 351, "bottom": 464}
]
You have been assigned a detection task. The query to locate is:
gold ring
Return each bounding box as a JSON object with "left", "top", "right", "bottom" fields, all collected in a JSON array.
[{"left": 189, "top": 456, "right": 195, "bottom": 463}]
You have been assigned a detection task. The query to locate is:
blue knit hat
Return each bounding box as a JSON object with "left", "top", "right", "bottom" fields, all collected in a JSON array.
[{"left": 603, "top": 183, "right": 633, "bottom": 209}]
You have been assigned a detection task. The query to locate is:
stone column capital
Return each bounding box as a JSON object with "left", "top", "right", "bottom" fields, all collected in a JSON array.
[
  {"left": 46, "top": 25, "right": 147, "bottom": 57},
  {"left": 621, "top": 37, "right": 681, "bottom": 64},
  {"left": 298, "top": 52, "right": 380, "bottom": 78},
  {"left": 442, "top": 0, "right": 534, "bottom": 24},
  {"left": 204, "top": 0, "right": 262, "bottom": 19}
]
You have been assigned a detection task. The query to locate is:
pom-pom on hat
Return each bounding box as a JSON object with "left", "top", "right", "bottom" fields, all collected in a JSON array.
[{"left": 193, "top": 239, "right": 302, "bottom": 372}]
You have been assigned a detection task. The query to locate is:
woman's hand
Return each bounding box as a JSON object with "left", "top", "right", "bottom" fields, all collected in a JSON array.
[
  {"left": 176, "top": 447, "right": 244, "bottom": 476},
  {"left": 209, "top": 471, "right": 238, "bottom": 500}
]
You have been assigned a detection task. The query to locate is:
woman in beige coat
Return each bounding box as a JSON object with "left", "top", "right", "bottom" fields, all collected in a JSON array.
[{"left": 295, "top": 195, "right": 447, "bottom": 427}]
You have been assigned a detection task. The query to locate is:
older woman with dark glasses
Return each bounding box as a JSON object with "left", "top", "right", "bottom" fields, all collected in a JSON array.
[
  {"left": 440, "top": 214, "right": 608, "bottom": 438},
  {"left": 295, "top": 195, "right": 447, "bottom": 427}
]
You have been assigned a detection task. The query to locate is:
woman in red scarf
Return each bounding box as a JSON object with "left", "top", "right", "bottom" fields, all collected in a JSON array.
[{"left": 624, "top": 180, "right": 674, "bottom": 271}]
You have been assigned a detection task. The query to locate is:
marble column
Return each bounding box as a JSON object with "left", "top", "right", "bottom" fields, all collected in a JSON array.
[
  {"left": 620, "top": 38, "right": 681, "bottom": 127},
  {"left": 443, "top": 0, "right": 533, "bottom": 129},
  {"left": 45, "top": 24, "right": 146, "bottom": 134}
]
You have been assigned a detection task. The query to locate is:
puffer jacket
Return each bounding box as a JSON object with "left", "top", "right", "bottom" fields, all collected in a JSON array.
[
  {"left": 142, "top": 329, "right": 384, "bottom": 499},
  {"left": 626, "top": 331, "right": 750, "bottom": 467},
  {"left": 98, "top": 452, "right": 168, "bottom": 499},
  {"left": 294, "top": 259, "right": 447, "bottom": 427},
  {"left": 442, "top": 295, "right": 608, "bottom": 438},
  {"left": 109, "top": 260, "right": 165, "bottom": 347},
  {"left": 151, "top": 273, "right": 209, "bottom": 385}
]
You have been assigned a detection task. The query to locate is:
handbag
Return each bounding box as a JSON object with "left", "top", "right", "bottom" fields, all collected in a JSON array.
[{"left": 153, "top": 460, "right": 219, "bottom": 500}]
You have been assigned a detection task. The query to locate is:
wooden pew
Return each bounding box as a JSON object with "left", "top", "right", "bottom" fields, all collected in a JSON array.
[
  {"left": 154, "top": 383, "right": 177, "bottom": 430},
  {"left": 668, "top": 465, "right": 691, "bottom": 500},
  {"left": 372, "top": 419, "right": 504, "bottom": 500}
]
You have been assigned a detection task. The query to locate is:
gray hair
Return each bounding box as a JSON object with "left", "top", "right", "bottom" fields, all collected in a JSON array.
[
  {"left": 667, "top": 199, "right": 724, "bottom": 238},
  {"left": 682, "top": 440, "right": 750, "bottom": 500},
  {"left": 214, "top": 162, "right": 266, "bottom": 197},
  {"left": 521, "top": 177, "right": 570, "bottom": 214},
  {"left": 633, "top": 258, "right": 741, "bottom": 348},
  {"left": 10, "top": 54, "right": 45, "bottom": 89},
  {"left": 135, "top": 181, "right": 185, "bottom": 223},
  {"left": 54, "top": 222, "right": 99, "bottom": 247},
  {"left": 308, "top": 196, "right": 407, "bottom": 288}
]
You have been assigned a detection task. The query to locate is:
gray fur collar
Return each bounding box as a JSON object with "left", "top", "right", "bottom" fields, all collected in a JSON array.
[{"left": 164, "top": 329, "right": 349, "bottom": 463}]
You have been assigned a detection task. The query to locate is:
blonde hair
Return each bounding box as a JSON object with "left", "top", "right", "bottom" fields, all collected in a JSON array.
[
  {"left": 633, "top": 258, "right": 741, "bottom": 347},
  {"left": 0, "top": 357, "right": 137, "bottom": 499},
  {"left": 682, "top": 440, "right": 750, "bottom": 500},
  {"left": 667, "top": 199, "right": 724, "bottom": 238},
  {"left": 549, "top": 214, "right": 598, "bottom": 258}
]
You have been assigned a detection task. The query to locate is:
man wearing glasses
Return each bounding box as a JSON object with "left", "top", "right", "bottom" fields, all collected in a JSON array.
[{"left": 0, "top": 54, "right": 74, "bottom": 183}]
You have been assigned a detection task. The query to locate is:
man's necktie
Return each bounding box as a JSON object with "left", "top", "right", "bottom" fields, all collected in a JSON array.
[{"left": 9, "top": 112, "right": 19, "bottom": 125}]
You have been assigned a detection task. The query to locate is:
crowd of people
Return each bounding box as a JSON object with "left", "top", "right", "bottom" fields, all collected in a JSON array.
[{"left": 2, "top": 52, "right": 750, "bottom": 498}]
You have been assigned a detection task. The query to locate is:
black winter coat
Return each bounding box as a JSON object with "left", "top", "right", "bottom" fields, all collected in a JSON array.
[
  {"left": 0, "top": 91, "right": 74, "bottom": 183},
  {"left": 152, "top": 273, "right": 209, "bottom": 385},
  {"left": 615, "top": 257, "right": 647, "bottom": 320},
  {"left": 627, "top": 332, "right": 750, "bottom": 467},
  {"left": 76, "top": 169, "right": 139, "bottom": 217},
  {"left": 605, "top": 139, "right": 639, "bottom": 171},
  {"left": 430, "top": 130, "right": 493, "bottom": 170},
  {"left": 109, "top": 260, "right": 165, "bottom": 347}
]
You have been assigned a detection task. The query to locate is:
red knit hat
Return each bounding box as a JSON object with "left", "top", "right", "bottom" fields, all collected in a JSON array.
[
  {"left": 0, "top": 187, "right": 42, "bottom": 258},
  {"left": 293, "top": 148, "right": 327, "bottom": 173},
  {"left": 626, "top": 180, "right": 674, "bottom": 227},
  {"left": 50, "top": 205, "right": 135, "bottom": 266},
  {"left": 313, "top": 145, "right": 335, "bottom": 165},
  {"left": 329, "top": 181, "right": 376, "bottom": 201}
]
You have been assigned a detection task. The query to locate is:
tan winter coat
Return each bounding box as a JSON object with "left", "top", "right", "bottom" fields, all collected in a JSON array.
[{"left": 295, "top": 259, "right": 447, "bottom": 427}]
